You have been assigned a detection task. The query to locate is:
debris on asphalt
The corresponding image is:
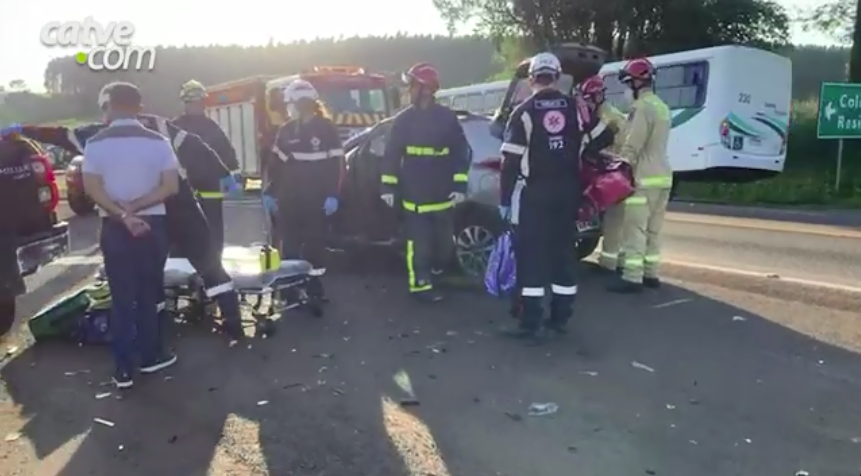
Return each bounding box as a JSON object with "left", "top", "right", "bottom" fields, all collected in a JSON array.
[
  {"left": 64, "top": 371, "right": 77, "bottom": 377},
  {"left": 256, "top": 400, "right": 269, "bottom": 406},
  {"left": 399, "top": 398, "right": 420, "bottom": 407},
  {"left": 428, "top": 374, "right": 437, "bottom": 380},
  {"left": 504, "top": 411, "right": 522, "bottom": 421},
  {"left": 653, "top": 298, "right": 691, "bottom": 309},
  {"left": 795, "top": 471, "right": 809, "bottom": 476},
  {"left": 817, "top": 360, "right": 825, "bottom": 365},
  {"left": 4, "top": 432, "right": 21, "bottom": 442},
  {"left": 446, "top": 330, "right": 458, "bottom": 336},
  {"left": 744, "top": 438, "right": 752, "bottom": 444},
  {"left": 665, "top": 404, "right": 676, "bottom": 410},
  {"left": 318, "top": 366, "right": 328, "bottom": 373},
  {"left": 732, "top": 316, "right": 747, "bottom": 322},
  {"left": 94, "top": 418, "right": 115, "bottom": 428},
  {"left": 580, "top": 371, "right": 599, "bottom": 377},
  {"left": 95, "top": 392, "right": 112, "bottom": 400},
  {"left": 566, "top": 445, "right": 578, "bottom": 453},
  {"left": 118, "top": 445, "right": 124, "bottom": 451},
  {"left": 688, "top": 398, "right": 700, "bottom": 405},
  {"left": 313, "top": 353, "right": 333, "bottom": 359},
  {"left": 850, "top": 436, "right": 860, "bottom": 443},
  {"left": 631, "top": 361, "right": 655, "bottom": 373},
  {"left": 645, "top": 470, "right": 656, "bottom": 475},
  {"left": 332, "top": 388, "right": 345, "bottom": 396},
  {"left": 528, "top": 402, "right": 559, "bottom": 416},
  {"left": 688, "top": 439, "right": 698, "bottom": 445},
  {"left": 168, "top": 435, "right": 178, "bottom": 444},
  {"left": 164, "top": 375, "right": 173, "bottom": 381},
  {"left": 427, "top": 342, "right": 447, "bottom": 354}
]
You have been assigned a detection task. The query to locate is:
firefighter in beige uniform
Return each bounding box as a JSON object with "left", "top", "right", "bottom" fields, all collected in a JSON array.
[
  {"left": 576, "top": 75, "right": 629, "bottom": 273},
  {"left": 607, "top": 58, "right": 673, "bottom": 293}
]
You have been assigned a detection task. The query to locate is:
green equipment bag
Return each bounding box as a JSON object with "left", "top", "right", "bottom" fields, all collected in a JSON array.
[{"left": 28, "top": 281, "right": 111, "bottom": 341}]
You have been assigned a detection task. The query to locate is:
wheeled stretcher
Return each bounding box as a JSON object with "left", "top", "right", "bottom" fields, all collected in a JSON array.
[{"left": 99, "top": 244, "right": 325, "bottom": 337}]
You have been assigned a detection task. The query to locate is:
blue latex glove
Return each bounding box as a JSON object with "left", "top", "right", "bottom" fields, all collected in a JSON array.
[
  {"left": 498, "top": 205, "right": 510, "bottom": 220},
  {"left": 323, "top": 196, "right": 339, "bottom": 216},
  {"left": 219, "top": 175, "right": 242, "bottom": 198},
  {"left": 0, "top": 123, "right": 23, "bottom": 137},
  {"left": 262, "top": 194, "right": 278, "bottom": 214}
]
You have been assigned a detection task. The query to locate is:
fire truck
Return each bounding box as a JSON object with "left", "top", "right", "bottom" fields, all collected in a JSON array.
[{"left": 203, "top": 66, "right": 401, "bottom": 180}]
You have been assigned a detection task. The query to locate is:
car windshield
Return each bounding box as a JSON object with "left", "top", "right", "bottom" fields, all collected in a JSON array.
[{"left": 315, "top": 86, "right": 388, "bottom": 115}]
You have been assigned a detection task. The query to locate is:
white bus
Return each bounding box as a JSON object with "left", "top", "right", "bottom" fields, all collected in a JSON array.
[
  {"left": 601, "top": 45, "right": 791, "bottom": 182},
  {"left": 448, "top": 45, "right": 792, "bottom": 182},
  {"left": 436, "top": 80, "right": 509, "bottom": 115}
]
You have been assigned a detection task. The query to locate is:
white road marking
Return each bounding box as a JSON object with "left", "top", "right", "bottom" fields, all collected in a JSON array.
[{"left": 662, "top": 258, "right": 861, "bottom": 294}]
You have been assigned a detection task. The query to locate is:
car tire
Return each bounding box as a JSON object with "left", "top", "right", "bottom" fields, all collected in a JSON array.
[
  {"left": 452, "top": 205, "right": 504, "bottom": 278},
  {"left": 69, "top": 194, "right": 95, "bottom": 216},
  {"left": 0, "top": 298, "right": 15, "bottom": 338},
  {"left": 576, "top": 235, "right": 601, "bottom": 260}
]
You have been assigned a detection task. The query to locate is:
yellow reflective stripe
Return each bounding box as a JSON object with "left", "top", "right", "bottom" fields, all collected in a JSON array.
[
  {"left": 639, "top": 175, "right": 673, "bottom": 188},
  {"left": 406, "top": 240, "right": 432, "bottom": 292},
  {"left": 624, "top": 258, "right": 643, "bottom": 268},
  {"left": 198, "top": 191, "right": 225, "bottom": 198},
  {"left": 625, "top": 196, "right": 647, "bottom": 205},
  {"left": 402, "top": 200, "right": 454, "bottom": 213},
  {"left": 644, "top": 255, "right": 660, "bottom": 263},
  {"left": 405, "top": 146, "right": 450, "bottom": 156},
  {"left": 381, "top": 174, "right": 398, "bottom": 184},
  {"left": 453, "top": 173, "right": 468, "bottom": 182}
]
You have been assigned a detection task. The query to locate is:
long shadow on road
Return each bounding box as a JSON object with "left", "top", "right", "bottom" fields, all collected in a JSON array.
[{"left": 2, "top": 258, "right": 861, "bottom": 474}]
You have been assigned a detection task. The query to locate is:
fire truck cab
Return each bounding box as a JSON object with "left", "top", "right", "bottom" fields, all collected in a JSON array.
[{"left": 203, "top": 66, "right": 400, "bottom": 181}]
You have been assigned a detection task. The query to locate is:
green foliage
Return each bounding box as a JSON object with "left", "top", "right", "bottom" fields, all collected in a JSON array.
[{"left": 798, "top": 0, "right": 854, "bottom": 45}]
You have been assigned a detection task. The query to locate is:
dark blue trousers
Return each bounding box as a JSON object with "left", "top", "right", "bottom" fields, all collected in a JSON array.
[{"left": 100, "top": 216, "right": 168, "bottom": 374}]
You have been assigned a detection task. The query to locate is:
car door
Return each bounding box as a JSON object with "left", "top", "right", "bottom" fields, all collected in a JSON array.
[{"left": 349, "top": 123, "right": 400, "bottom": 242}]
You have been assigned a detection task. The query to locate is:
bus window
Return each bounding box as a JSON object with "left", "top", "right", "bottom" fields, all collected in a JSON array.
[
  {"left": 655, "top": 62, "right": 708, "bottom": 109},
  {"left": 437, "top": 96, "right": 451, "bottom": 107},
  {"left": 602, "top": 73, "right": 629, "bottom": 112},
  {"left": 484, "top": 91, "right": 503, "bottom": 114},
  {"left": 452, "top": 95, "right": 468, "bottom": 110},
  {"left": 466, "top": 93, "right": 484, "bottom": 113}
]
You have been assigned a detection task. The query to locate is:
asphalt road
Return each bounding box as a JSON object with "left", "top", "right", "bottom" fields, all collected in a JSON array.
[{"left": 0, "top": 202, "right": 859, "bottom": 476}]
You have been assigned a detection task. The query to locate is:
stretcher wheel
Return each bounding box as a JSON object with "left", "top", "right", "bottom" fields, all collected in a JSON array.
[{"left": 255, "top": 318, "right": 276, "bottom": 338}]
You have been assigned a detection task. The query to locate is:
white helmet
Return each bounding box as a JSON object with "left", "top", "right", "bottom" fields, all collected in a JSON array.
[
  {"left": 528, "top": 52, "right": 562, "bottom": 78},
  {"left": 282, "top": 80, "right": 319, "bottom": 104}
]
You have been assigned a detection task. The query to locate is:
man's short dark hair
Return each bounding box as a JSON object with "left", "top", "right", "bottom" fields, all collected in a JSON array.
[
  {"left": 102, "top": 82, "right": 142, "bottom": 109},
  {"left": 532, "top": 73, "right": 557, "bottom": 87}
]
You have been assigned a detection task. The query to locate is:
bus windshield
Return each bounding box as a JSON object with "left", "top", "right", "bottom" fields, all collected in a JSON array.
[{"left": 314, "top": 84, "right": 389, "bottom": 115}]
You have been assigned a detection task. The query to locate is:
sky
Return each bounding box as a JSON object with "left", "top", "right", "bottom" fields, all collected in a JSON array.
[{"left": 0, "top": 0, "right": 837, "bottom": 91}]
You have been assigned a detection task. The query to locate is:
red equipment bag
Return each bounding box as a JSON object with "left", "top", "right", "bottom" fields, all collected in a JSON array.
[{"left": 579, "top": 151, "right": 635, "bottom": 221}]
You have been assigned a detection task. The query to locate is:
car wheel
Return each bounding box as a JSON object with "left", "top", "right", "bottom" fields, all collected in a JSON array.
[
  {"left": 453, "top": 207, "right": 503, "bottom": 278},
  {"left": 69, "top": 193, "right": 95, "bottom": 216},
  {"left": 0, "top": 298, "right": 15, "bottom": 338}
]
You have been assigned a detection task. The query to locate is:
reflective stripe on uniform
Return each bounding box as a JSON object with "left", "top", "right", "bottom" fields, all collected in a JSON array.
[
  {"left": 551, "top": 284, "right": 577, "bottom": 295},
  {"left": 328, "top": 148, "right": 345, "bottom": 157},
  {"left": 521, "top": 287, "right": 545, "bottom": 297},
  {"left": 66, "top": 129, "right": 84, "bottom": 154},
  {"left": 639, "top": 175, "right": 673, "bottom": 188},
  {"left": 154, "top": 117, "right": 188, "bottom": 179},
  {"left": 501, "top": 142, "right": 525, "bottom": 155},
  {"left": 406, "top": 240, "right": 432, "bottom": 292},
  {"left": 273, "top": 146, "right": 291, "bottom": 162},
  {"left": 624, "top": 258, "right": 644, "bottom": 268},
  {"left": 588, "top": 120, "right": 608, "bottom": 141},
  {"left": 198, "top": 191, "right": 225, "bottom": 199},
  {"left": 600, "top": 251, "right": 618, "bottom": 259},
  {"left": 405, "top": 146, "right": 450, "bottom": 156},
  {"left": 403, "top": 200, "right": 453, "bottom": 213},
  {"left": 381, "top": 174, "right": 398, "bottom": 184},
  {"left": 624, "top": 196, "right": 647, "bottom": 205},
  {"left": 293, "top": 151, "right": 330, "bottom": 161},
  {"left": 644, "top": 254, "right": 660, "bottom": 263},
  {"left": 453, "top": 173, "right": 468, "bottom": 182}
]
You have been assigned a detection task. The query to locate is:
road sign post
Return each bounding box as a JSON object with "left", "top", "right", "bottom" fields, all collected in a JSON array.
[{"left": 817, "top": 82, "right": 861, "bottom": 191}]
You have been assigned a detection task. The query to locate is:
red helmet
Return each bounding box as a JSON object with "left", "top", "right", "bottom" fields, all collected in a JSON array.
[
  {"left": 578, "top": 75, "right": 606, "bottom": 97},
  {"left": 403, "top": 62, "right": 441, "bottom": 92},
  {"left": 619, "top": 58, "right": 656, "bottom": 83}
]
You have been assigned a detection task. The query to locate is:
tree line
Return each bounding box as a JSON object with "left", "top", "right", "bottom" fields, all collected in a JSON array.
[{"left": 0, "top": 38, "right": 854, "bottom": 126}]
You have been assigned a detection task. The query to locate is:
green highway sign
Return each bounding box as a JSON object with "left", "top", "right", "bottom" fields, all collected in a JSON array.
[{"left": 817, "top": 82, "right": 861, "bottom": 139}]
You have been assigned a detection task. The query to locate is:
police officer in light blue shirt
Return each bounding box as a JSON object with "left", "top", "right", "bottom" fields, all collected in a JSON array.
[{"left": 81, "top": 82, "right": 180, "bottom": 389}]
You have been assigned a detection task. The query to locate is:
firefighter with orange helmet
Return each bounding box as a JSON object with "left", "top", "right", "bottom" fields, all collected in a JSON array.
[
  {"left": 577, "top": 75, "right": 630, "bottom": 274},
  {"left": 607, "top": 58, "right": 673, "bottom": 293},
  {"left": 380, "top": 63, "right": 470, "bottom": 303}
]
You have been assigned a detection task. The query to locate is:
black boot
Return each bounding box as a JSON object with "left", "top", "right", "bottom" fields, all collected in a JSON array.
[
  {"left": 499, "top": 298, "right": 544, "bottom": 346},
  {"left": 546, "top": 294, "right": 575, "bottom": 335},
  {"left": 643, "top": 277, "right": 661, "bottom": 289},
  {"left": 606, "top": 278, "right": 644, "bottom": 294},
  {"left": 215, "top": 292, "right": 244, "bottom": 340}
]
